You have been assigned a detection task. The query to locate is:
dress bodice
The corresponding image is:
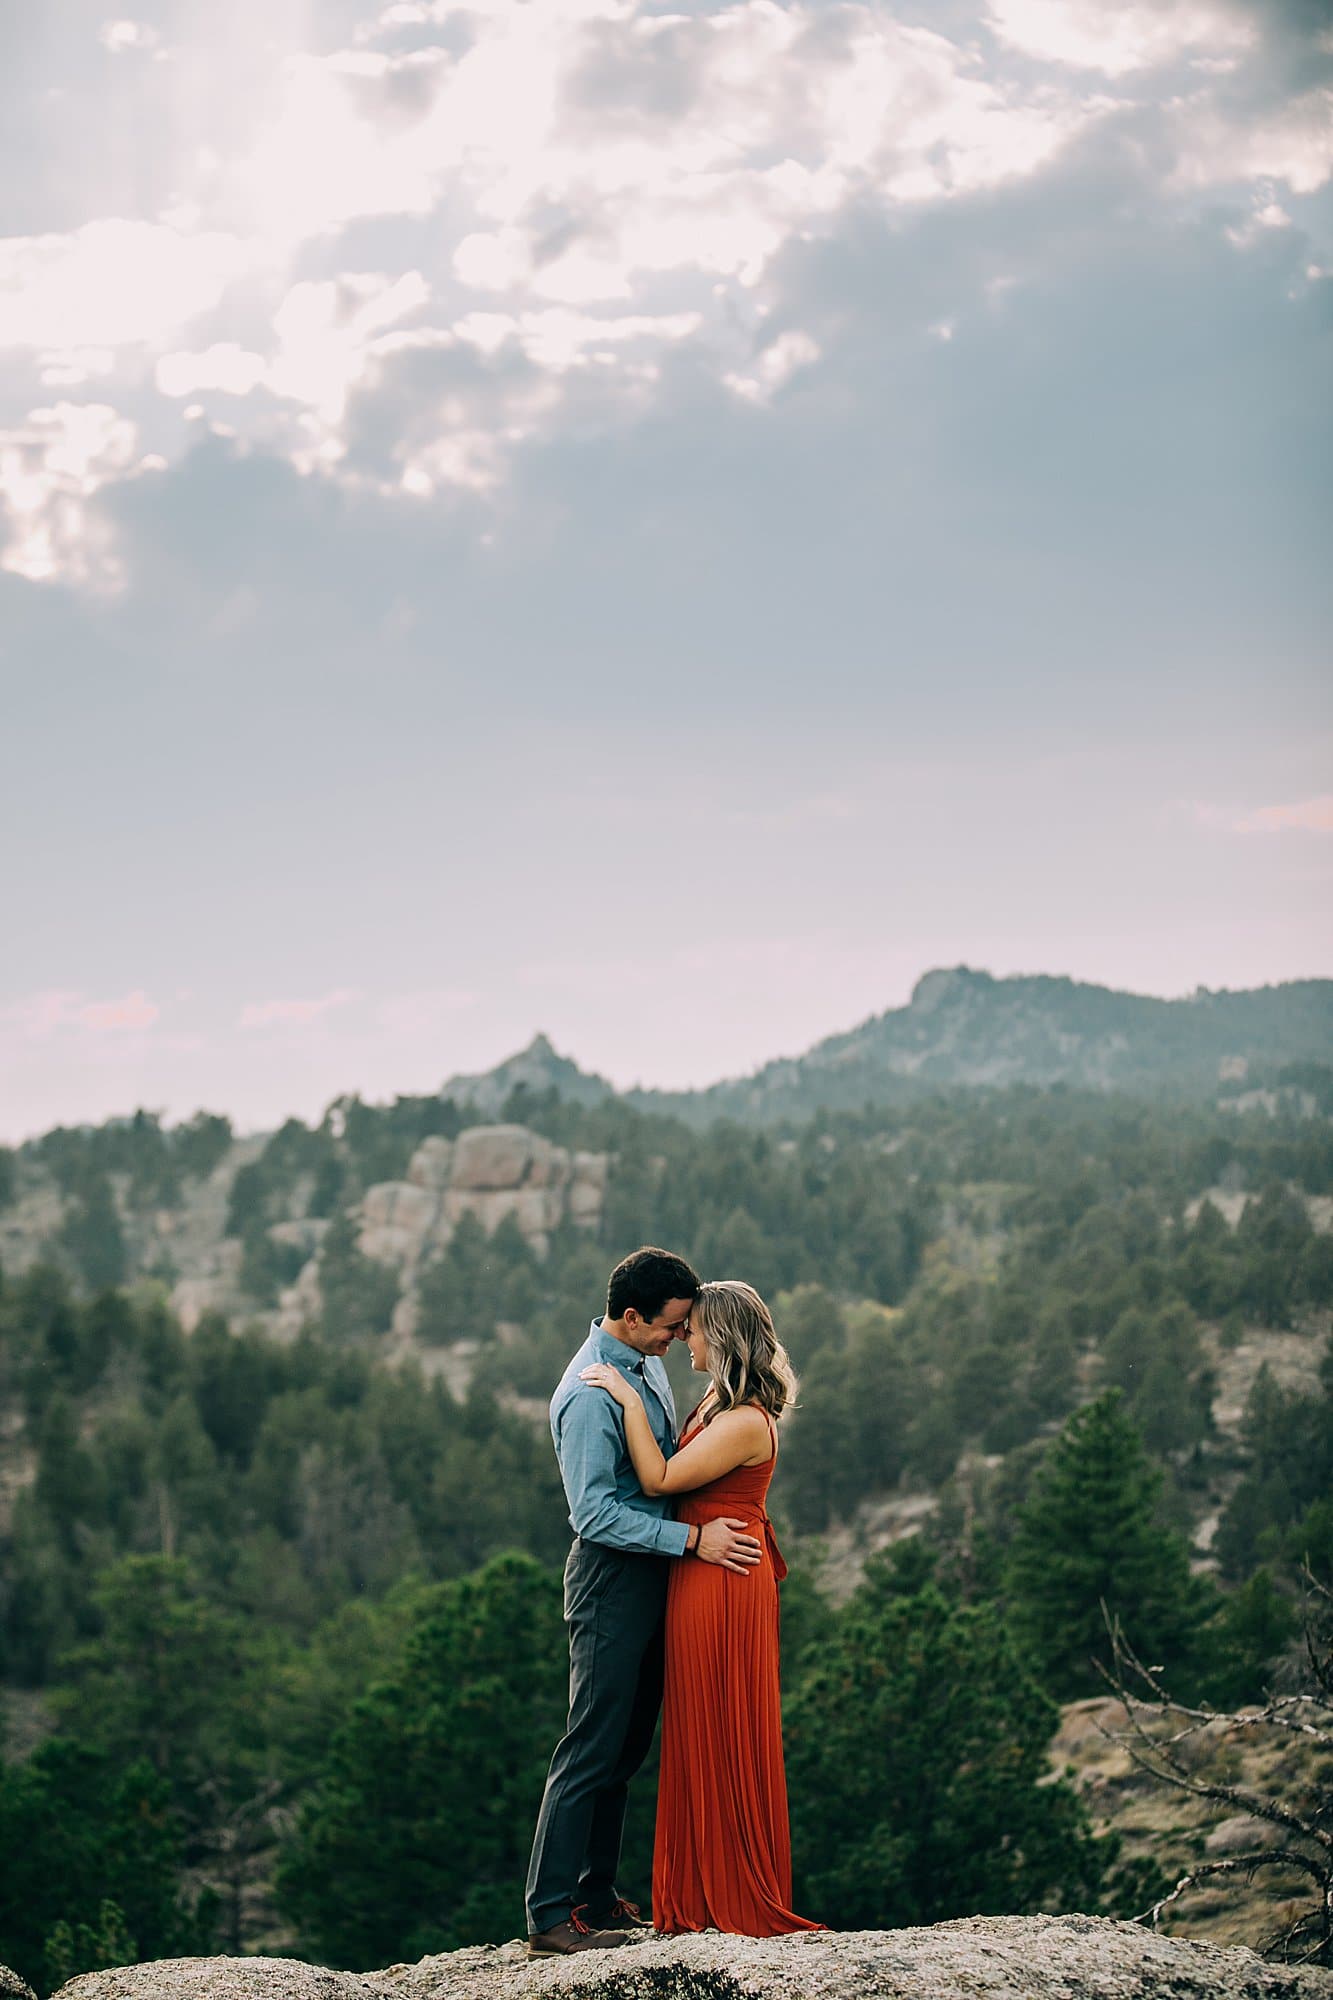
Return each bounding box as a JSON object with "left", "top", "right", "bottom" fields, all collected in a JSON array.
[{"left": 673, "top": 1402, "right": 786, "bottom": 1577}]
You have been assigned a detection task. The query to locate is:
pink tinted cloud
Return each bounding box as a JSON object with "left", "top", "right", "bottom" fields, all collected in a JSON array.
[
  {"left": 78, "top": 989, "right": 160, "bottom": 1030},
  {"left": 7, "top": 988, "right": 160, "bottom": 1036},
  {"left": 238, "top": 988, "right": 360, "bottom": 1030},
  {"left": 1233, "top": 796, "right": 1333, "bottom": 834}
]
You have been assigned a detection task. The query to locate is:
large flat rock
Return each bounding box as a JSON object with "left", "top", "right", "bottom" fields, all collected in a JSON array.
[
  {"left": 49, "top": 1916, "right": 1333, "bottom": 2000},
  {"left": 52, "top": 1970, "right": 375, "bottom": 2000}
]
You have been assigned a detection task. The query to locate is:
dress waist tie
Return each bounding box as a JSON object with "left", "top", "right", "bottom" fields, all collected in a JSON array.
[{"left": 756, "top": 1509, "right": 787, "bottom": 1581}]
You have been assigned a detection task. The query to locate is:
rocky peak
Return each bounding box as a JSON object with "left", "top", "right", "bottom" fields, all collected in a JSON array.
[
  {"left": 907, "top": 966, "right": 991, "bottom": 1014},
  {"left": 439, "top": 1037, "right": 612, "bottom": 1116}
]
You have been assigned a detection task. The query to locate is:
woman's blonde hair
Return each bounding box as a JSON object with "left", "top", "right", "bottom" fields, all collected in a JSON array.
[{"left": 689, "top": 1279, "right": 799, "bottom": 1424}]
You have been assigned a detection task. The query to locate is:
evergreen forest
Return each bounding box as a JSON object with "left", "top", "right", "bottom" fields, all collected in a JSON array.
[{"left": 1, "top": 1072, "right": 1331, "bottom": 1990}]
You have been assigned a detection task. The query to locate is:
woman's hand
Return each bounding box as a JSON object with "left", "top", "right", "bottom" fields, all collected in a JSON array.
[{"left": 580, "top": 1362, "right": 638, "bottom": 1408}]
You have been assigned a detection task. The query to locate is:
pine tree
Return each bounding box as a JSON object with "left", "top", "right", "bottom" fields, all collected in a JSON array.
[
  {"left": 316, "top": 1211, "right": 399, "bottom": 1344},
  {"left": 49, "top": 1555, "right": 247, "bottom": 1791},
  {"left": 58, "top": 1173, "right": 126, "bottom": 1290},
  {"left": 1006, "top": 1390, "right": 1206, "bottom": 1698},
  {"left": 0, "top": 1741, "right": 207, "bottom": 1993},
  {"left": 785, "top": 1563, "right": 1109, "bottom": 1928},
  {"left": 275, "top": 1553, "right": 568, "bottom": 1965}
]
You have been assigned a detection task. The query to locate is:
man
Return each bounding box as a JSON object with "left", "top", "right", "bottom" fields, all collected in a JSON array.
[{"left": 524, "top": 1245, "right": 763, "bottom": 1956}]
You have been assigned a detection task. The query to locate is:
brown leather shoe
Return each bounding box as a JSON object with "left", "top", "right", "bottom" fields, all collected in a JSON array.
[
  {"left": 587, "top": 1897, "right": 652, "bottom": 1931},
  {"left": 527, "top": 1907, "right": 630, "bottom": 1956}
]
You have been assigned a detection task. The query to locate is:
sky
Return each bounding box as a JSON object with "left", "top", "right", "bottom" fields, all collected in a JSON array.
[{"left": 1, "top": 0, "right": 1331, "bottom": 1141}]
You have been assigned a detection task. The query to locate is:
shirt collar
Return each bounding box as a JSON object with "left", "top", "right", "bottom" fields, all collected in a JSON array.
[{"left": 591, "top": 1316, "right": 647, "bottom": 1375}]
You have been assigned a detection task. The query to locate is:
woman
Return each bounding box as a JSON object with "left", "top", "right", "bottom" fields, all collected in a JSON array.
[{"left": 580, "top": 1278, "right": 821, "bottom": 1937}]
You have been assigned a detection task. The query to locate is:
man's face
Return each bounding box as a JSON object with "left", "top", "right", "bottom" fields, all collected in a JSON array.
[{"left": 621, "top": 1296, "right": 696, "bottom": 1358}]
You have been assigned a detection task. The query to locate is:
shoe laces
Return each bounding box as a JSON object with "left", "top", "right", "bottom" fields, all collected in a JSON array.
[
  {"left": 609, "top": 1898, "right": 643, "bottom": 1921},
  {"left": 568, "top": 1905, "right": 593, "bottom": 1936}
]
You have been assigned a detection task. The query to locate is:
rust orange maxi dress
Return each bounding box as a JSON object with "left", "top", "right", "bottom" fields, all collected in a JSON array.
[{"left": 653, "top": 1403, "right": 822, "bottom": 1935}]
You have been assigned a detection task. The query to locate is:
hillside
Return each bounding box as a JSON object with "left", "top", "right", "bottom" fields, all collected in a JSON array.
[
  {"left": 3, "top": 1077, "right": 1330, "bottom": 1591},
  {"left": 646, "top": 968, "right": 1333, "bottom": 1122},
  {"left": 436, "top": 969, "right": 1333, "bottom": 1127},
  {"left": 3, "top": 1073, "right": 1332, "bottom": 1984}
]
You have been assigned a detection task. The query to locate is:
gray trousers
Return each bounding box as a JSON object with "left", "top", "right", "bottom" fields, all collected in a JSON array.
[{"left": 525, "top": 1537, "right": 669, "bottom": 1935}]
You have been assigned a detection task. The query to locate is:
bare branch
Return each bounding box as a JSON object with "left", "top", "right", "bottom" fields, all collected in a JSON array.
[
  {"left": 1140, "top": 1848, "right": 1329, "bottom": 1929},
  {"left": 1091, "top": 1580, "right": 1333, "bottom": 1965},
  {"left": 1093, "top": 1607, "right": 1333, "bottom": 1852}
]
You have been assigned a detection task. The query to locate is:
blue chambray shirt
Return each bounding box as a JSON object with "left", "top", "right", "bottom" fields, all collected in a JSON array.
[{"left": 550, "top": 1318, "right": 691, "bottom": 1558}]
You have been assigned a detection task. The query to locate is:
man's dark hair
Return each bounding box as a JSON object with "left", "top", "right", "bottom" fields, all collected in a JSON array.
[{"left": 607, "top": 1246, "right": 700, "bottom": 1322}]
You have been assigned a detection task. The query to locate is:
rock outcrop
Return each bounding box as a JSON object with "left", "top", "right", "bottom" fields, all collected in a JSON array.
[
  {"left": 356, "top": 1126, "right": 608, "bottom": 1268},
  {"left": 261, "top": 1124, "right": 609, "bottom": 1346},
  {"left": 46, "top": 1917, "right": 1333, "bottom": 2000}
]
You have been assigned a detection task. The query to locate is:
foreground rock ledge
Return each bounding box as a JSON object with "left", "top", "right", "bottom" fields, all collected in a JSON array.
[{"left": 46, "top": 1917, "right": 1333, "bottom": 2000}]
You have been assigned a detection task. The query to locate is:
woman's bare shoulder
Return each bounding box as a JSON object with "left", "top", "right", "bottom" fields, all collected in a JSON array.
[{"left": 706, "top": 1403, "right": 774, "bottom": 1440}]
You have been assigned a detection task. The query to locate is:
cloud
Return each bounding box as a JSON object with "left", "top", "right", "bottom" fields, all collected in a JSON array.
[
  {"left": 0, "top": 400, "right": 141, "bottom": 585},
  {"left": 6, "top": 988, "right": 161, "bottom": 1036},
  {"left": 0, "top": 219, "right": 249, "bottom": 352},
  {"left": 224, "top": 50, "right": 449, "bottom": 245},
  {"left": 451, "top": 305, "right": 704, "bottom": 370},
  {"left": 156, "top": 272, "right": 434, "bottom": 472},
  {"left": 0, "top": 0, "right": 1120, "bottom": 586},
  {"left": 1169, "top": 83, "right": 1333, "bottom": 193},
  {"left": 60, "top": 128, "right": 1324, "bottom": 750},
  {"left": 725, "top": 327, "right": 821, "bottom": 403},
  {"left": 1, "top": 0, "right": 1330, "bottom": 599},
  {"left": 986, "top": 0, "right": 1253, "bottom": 76},
  {"left": 238, "top": 989, "right": 361, "bottom": 1029},
  {"left": 155, "top": 344, "right": 269, "bottom": 399},
  {"left": 77, "top": 990, "right": 161, "bottom": 1030},
  {"left": 99, "top": 19, "right": 161, "bottom": 56},
  {"left": 1234, "top": 795, "right": 1333, "bottom": 832}
]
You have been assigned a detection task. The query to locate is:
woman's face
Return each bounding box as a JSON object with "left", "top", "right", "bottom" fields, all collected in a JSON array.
[{"left": 683, "top": 1317, "right": 710, "bottom": 1373}]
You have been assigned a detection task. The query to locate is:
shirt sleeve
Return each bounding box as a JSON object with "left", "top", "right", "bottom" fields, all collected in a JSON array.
[{"left": 555, "top": 1388, "right": 691, "bottom": 1557}]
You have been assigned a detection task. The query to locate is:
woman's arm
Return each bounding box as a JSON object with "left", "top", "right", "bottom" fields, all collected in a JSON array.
[
  {"left": 579, "top": 1365, "right": 771, "bottom": 1494},
  {"left": 577, "top": 1364, "right": 669, "bottom": 1490}
]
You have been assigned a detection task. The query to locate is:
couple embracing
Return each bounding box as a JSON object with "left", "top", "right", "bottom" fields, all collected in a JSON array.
[{"left": 524, "top": 1245, "right": 822, "bottom": 1954}]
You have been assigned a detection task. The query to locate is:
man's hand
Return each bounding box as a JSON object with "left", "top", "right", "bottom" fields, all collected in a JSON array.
[{"left": 695, "top": 1517, "right": 762, "bottom": 1574}]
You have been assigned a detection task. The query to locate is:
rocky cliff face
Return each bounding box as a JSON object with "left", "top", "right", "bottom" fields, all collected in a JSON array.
[
  {"left": 0, "top": 1121, "right": 606, "bottom": 1350},
  {"left": 357, "top": 1126, "right": 608, "bottom": 1270},
  {"left": 31, "top": 1916, "right": 1333, "bottom": 2000},
  {"left": 272, "top": 1125, "right": 607, "bottom": 1345}
]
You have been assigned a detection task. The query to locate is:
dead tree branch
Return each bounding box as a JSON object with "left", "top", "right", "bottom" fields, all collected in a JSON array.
[{"left": 1091, "top": 1579, "right": 1332, "bottom": 1967}]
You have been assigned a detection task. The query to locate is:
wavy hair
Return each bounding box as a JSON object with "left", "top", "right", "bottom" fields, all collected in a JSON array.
[{"left": 689, "top": 1279, "right": 799, "bottom": 1425}]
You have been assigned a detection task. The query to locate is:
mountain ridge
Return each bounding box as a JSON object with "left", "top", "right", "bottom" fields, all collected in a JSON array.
[{"left": 441, "top": 966, "right": 1333, "bottom": 1127}]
